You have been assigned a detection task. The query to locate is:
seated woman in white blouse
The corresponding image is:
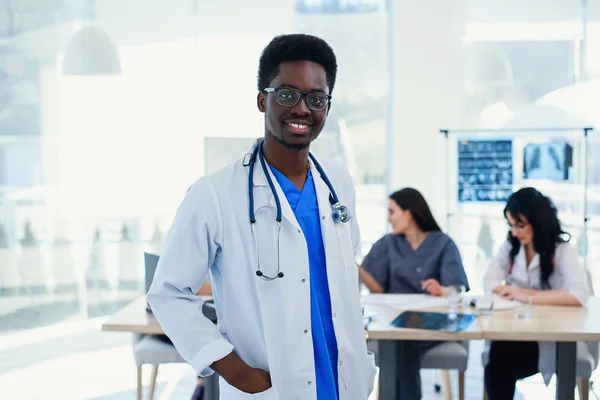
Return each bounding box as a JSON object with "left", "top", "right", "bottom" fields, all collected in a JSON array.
[{"left": 483, "top": 187, "right": 590, "bottom": 400}]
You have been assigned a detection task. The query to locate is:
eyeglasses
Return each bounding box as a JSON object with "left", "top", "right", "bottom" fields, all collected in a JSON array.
[
  {"left": 264, "top": 87, "right": 331, "bottom": 111},
  {"left": 508, "top": 222, "right": 529, "bottom": 232}
]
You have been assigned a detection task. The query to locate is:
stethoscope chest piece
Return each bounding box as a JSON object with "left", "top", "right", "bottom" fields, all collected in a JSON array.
[{"left": 331, "top": 203, "right": 350, "bottom": 223}]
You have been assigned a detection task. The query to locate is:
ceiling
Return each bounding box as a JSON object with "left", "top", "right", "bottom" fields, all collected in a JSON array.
[
  {"left": 0, "top": 0, "right": 599, "bottom": 40},
  {"left": 0, "top": 0, "right": 93, "bottom": 38}
]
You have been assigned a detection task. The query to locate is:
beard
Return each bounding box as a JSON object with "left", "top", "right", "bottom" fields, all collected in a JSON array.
[{"left": 266, "top": 129, "right": 312, "bottom": 150}]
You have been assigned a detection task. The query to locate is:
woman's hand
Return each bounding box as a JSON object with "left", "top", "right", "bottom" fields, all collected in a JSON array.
[
  {"left": 421, "top": 279, "right": 444, "bottom": 297},
  {"left": 493, "top": 285, "right": 530, "bottom": 302}
]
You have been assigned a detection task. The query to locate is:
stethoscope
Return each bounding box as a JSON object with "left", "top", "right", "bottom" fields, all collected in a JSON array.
[{"left": 244, "top": 139, "right": 350, "bottom": 281}]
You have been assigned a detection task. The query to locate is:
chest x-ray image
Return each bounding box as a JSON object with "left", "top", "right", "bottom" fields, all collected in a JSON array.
[{"left": 523, "top": 142, "right": 573, "bottom": 181}]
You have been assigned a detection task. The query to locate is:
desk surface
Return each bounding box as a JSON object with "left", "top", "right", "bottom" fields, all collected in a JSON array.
[
  {"left": 102, "top": 297, "right": 163, "bottom": 334},
  {"left": 102, "top": 295, "right": 600, "bottom": 342},
  {"left": 480, "top": 297, "right": 600, "bottom": 342}
]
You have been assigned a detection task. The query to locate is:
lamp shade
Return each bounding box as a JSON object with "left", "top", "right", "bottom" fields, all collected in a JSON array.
[{"left": 62, "top": 26, "right": 121, "bottom": 75}]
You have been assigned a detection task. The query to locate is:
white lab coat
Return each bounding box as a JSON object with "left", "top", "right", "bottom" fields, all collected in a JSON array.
[
  {"left": 483, "top": 240, "right": 591, "bottom": 384},
  {"left": 148, "top": 140, "right": 376, "bottom": 400}
]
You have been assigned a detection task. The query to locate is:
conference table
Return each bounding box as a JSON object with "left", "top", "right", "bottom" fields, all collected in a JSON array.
[
  {"left": 364, "top": 294, "right": 600, "bottom": 400},
  {"left": 102, "top": 294, "right": 600, "bottom": 400}
]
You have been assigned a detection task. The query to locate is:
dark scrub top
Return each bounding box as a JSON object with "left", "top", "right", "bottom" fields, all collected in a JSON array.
[{"left": 361, "top": 231, "right": 469, "bottom": 293}]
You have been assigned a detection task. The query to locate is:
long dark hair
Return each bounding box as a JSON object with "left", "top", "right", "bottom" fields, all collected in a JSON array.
[
  {"left": 504, "top": 187, "right": 568, "bottom": 289},
  {"left": 389, "top": 188, "right": 441, "bottom": 233}
]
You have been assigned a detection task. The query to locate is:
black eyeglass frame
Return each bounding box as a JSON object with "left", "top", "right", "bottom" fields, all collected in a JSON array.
[{"left": 264, "top": 87, "right": 332, "bottom": 111}]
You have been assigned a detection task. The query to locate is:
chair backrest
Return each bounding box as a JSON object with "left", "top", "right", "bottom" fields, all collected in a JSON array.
[{"left": 144, "top": 252, "right": 160, "bottom": 293}]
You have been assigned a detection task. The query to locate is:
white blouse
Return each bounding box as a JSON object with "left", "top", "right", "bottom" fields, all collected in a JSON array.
[
  {"left": 484, "top": 240, "right": 589, "bottom": 306},
  {"left": 483, "top": 240, "right": 592, "bottom": 384}
]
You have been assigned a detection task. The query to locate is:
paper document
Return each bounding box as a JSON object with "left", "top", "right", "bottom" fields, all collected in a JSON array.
[
  {"left": 361, "top": 294, "right": 448, "bottom": 310},
  {"left": 492, "top": 295, "right": 520, "bottom": 310},
  {"left": 471, "top": 294, "right": 519, "bottom": 310}
]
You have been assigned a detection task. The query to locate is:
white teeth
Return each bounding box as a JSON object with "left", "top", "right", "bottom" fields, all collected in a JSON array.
[{"left": 288, "top": 123, "right": 308, "bottom": 129}]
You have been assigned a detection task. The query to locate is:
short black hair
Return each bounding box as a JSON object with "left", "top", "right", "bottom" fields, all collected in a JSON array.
[{"left": 257, "top": 34, "right": 338, "bottom": 93}]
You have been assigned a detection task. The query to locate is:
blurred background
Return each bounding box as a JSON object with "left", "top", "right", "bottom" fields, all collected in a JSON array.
[{"left": 2, "top": 0, "right": 600, "bottom": 399}]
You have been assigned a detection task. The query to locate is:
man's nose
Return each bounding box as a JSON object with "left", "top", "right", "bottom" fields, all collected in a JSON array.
[{"left": 290, "top": 97, "right": 311, "bottom": 116}]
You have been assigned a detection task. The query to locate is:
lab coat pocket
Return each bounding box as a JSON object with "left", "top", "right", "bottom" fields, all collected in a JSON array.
[
  {"left": 367, "top": 351, "right": 377, "bottom": 382},
  {"left": 338, "top": 352, "right": 377, "bottom": 396},
  {"left": 222, "top": 382, "right": 278, "bottom": 400},
  {"left": 338, "top": 358, "right": 350, "bottom": 393}
]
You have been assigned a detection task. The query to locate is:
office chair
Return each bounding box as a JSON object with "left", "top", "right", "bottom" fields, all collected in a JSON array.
[
  {"left": 132, "top": 333, "right": 186, "bottom": 400},
  {"left": 132, "top": 252, "right": 187, "bottom": 400},
  {"left": 422, "top": 341, "right": 469, "bottom": 400},
  {"left": 135, "top": 252, "right": 218, "bottom": 400}
]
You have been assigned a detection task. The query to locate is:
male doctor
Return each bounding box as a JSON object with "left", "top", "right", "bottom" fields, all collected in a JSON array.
[{"left": 148, "top": 33, "right": 376, "bottom": 399}]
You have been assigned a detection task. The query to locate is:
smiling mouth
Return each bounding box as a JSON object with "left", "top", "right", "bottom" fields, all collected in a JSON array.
[{"left": 285, "top": 122, "right": 312, "bottom": 134}]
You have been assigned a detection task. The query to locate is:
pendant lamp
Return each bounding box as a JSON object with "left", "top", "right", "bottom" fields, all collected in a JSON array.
[{"left": 62, "top": 26, "right": 121, "bottom": 75}]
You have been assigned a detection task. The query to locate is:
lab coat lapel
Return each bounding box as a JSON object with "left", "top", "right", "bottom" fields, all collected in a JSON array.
[
  {"left": 312, "top": 162, "right": 332, "bottom": 251},
  {"left": 251, "top": 160, "right": 273, "bottom": 214}
]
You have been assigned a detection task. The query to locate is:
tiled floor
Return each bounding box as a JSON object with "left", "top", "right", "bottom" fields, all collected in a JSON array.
[{"left": 0, "top": 323, "right": 197, "bottom": 400}]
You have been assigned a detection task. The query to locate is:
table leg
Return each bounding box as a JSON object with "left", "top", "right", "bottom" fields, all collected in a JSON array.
[
  {"left": 556, "top": 342, "right": 577, "bottom": 400},
  {"left": 378, "top": 340, "right": 398, "bottom": 400},
  {"left": 204, "top": 373, "right": 220, "bottom": 400}
]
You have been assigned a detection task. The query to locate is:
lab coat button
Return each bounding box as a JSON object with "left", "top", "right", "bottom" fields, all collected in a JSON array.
[
  {"left": 297, "top": 229, "right": 301, "bottom": 233},
  {"left": 308, "top": 381, "right": 312, "bottom": 386},
  {"left": 321, "top": 216, "right": 326, "bottom": 220},
  {"left": 339, "top": 360, "right": 343, "bottom": 366},
  {"left": 304, "top": 329, "right": 308, "bottom": 334},
  {"left": 302, "top": 278, "right": 306, "bottom": 283},
  {"left": 333, "top": 312, "right": 337, "bottom": 318}
]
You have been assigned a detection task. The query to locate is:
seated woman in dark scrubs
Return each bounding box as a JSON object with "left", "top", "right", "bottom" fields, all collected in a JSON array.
[{"left": 358, "top": 187, "right": 469, "bottom": 400}]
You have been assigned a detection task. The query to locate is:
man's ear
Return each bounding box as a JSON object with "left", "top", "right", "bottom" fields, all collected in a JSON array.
[{"left": 257, "top": 92, "right": 266, "bottom": 113}]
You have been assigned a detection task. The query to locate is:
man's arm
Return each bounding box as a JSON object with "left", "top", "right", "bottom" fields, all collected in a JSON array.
[
  {"left": 211, "top": 353, "right": 271, "bottom": 393},
  {"left": 147, "top": 179, "right": 233, "bottom": 376},
  {"left": 147, "top": 179, "right": 272, "bottom": 393}
]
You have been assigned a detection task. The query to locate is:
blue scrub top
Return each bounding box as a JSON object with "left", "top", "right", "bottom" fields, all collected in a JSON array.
[
  {"left": 269, "top": 165, "right": 339, "bottom": 400},
  {"left": 362, "top": 231, "right": 469, "bottom": 293}
]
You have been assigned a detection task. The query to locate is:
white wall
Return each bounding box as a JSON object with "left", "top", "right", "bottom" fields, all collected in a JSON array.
[
  {"left": 38, "top": 0, "right": 295, "bottom": 240},
  {"left": 390, "top": 0, "right": 466, "bottom": 230}
]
